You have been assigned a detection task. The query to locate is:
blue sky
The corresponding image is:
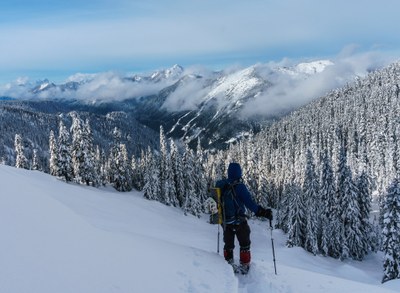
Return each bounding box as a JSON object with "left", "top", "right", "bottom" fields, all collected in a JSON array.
[{"left": 1, "top": 0, "right": 400, "bottom": 84}]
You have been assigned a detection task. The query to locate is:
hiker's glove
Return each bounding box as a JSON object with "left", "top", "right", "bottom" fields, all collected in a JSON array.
[{"left": 256, "top": 207, "right": 273, "bottom": 220}]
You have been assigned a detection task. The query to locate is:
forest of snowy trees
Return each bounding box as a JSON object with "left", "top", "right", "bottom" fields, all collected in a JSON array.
[{"left": 9, "top": 62, "right": 400, "bottom": 282}]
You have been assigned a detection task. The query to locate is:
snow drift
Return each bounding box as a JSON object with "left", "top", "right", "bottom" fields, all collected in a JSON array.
[{"left": 0, "top": 165, "right": 399, "bottom": 292}]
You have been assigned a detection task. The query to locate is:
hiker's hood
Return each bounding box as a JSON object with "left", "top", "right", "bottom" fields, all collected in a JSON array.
[{"left": 228, "top": 163, "right": 242, "bottom": 181}]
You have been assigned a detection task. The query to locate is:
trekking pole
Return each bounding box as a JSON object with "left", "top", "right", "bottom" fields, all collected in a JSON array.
[
  {"left": 217, "top": 222, "right": 220, "bottom": 254},
  {"left": 269, "top": 219, "right": 277, "bottom": 275}
]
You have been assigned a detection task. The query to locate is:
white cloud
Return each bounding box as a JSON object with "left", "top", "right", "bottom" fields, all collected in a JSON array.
[
  {"left": 1, "top": 49, "right": 399, "bottom": 121},
  {"left": 0, "top": 71, "right": 177, "bottom": 101},
  {"left": 162, "top": 77, "right": 210, "bottom": 112},
  {"left": 240, "top": 50, "right": 400, "bottom": 117}
]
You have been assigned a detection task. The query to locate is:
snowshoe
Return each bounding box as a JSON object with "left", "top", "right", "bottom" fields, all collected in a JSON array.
[
  {"left": 230, "top": 263, "right": 250, "bottom": 274},
  {"left": 231, "top": 263, "right": 240, "bottom": 274},
  {"left": 239, "top": 263, "right": 250, "bottom": 275}
]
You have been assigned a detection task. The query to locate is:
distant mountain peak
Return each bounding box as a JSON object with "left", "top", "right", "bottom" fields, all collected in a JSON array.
[
  {"left": 296, "top": 60, "right": 334, "bottom": 74},
  {"left": 150, "top": 64, "right": 184, "bottom": 82}
]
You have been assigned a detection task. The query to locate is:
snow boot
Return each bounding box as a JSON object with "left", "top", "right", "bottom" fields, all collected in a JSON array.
[
  {"left": 224, "top": 249, "right": 234, "bottom": 263},
  {"left": 224, "top": 249, "right": 241, "bottom": 273},
  {"left": 239, "top": 248, "right": 251, "bottom": 274}
]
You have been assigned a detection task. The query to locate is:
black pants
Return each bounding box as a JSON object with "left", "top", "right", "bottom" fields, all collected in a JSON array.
[{"left": 223, "top": 221, "right": 251, "bottom": 252}]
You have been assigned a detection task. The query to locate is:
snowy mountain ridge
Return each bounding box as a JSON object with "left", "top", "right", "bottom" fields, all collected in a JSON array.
[
  {"left": 0, "top": 58, "right": 368, "bottom": 150},
  {"left": 0, "top": 60, "right": 333, "bottom": 101}
]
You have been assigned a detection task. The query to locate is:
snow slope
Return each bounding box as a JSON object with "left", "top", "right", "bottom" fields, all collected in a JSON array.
[{"left": 1, "top": 165, "right": 399, "bottom": 293}]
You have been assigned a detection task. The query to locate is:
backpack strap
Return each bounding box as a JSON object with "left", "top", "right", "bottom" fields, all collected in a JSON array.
[{"left": 222, "top": 180, "right": 245, "bottom": 224}]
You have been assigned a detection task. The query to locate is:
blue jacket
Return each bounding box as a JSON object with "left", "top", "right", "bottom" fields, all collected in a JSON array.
[{"left": 216, "top": 163, "right": 260, "bottom": 224}]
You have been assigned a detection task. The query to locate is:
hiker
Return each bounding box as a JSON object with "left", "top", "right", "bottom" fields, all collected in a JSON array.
[{"left": 215, "top": 162, "right": 273, "bottom": 273}]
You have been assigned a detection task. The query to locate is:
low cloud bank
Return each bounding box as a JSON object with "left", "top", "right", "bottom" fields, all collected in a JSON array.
[
  {"left": 1, "top": 50, "right": 398, "bottom": 118},
  {"left": 241, "top": 50, "right": 398, "bottom": 117},
  {"left": 0, "top": 71, "right": 176, "bottom": 102}
]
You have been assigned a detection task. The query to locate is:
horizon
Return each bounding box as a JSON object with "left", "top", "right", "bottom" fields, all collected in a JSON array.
[{"left": 1, "top": 0, "right": 400, "bottom": 84}]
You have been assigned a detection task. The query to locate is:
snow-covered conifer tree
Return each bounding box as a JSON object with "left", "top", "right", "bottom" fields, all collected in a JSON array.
[
  {"left": 70, "top": 113, "right": 84, "bottom": 182},
  {"left": 108, "top": 128, "right": 132, "bottom": 192},
  {"left": 337, "top": 144, "right": 364, "bottom": 260},
  {"left": 159, "top": 126, "right": 168, "bottom": 202},
  {"left": 108, "top": 128, "right": 120, "bottom": 186},
  {"left": 276, "top": 182, "right": 291, "bottom": 233},
  {"left": 182, "top": 143, "right": 202, "bottom": 217},
  {"left": 70, "top": 114, "right": 96, "bottom": 185},
  {"left": 320, "top": 149, "right": 338, "bottom": 257},
  {"left": 79, "top": 119, "right": 96, "bottom": 185},
  {"left": 286, "top": 181, "right": 306, "bottom": 248},
  {"left": 303, "top": 149, "right": 320, "bottom": 255},
  {"left": 134, "top": 150, "right": 148, "bottom": 191},
  {"left": 382, "top": 127, "right": 400, "bottom": 283},
  {"left": 49, "top": 130, "right": 58, "bottom": 176},
  {"left": 381, "top": 178, "right": 400, "bottom": 282},
  {"left": 194, "top": 138, "right": 208, "bottom": 210},
  {"left": 131, "top": 155, "right": 142, "bottom": 190},
  {"left": 113, "top": 143, "right": 132, "bottom": 192},
  {"left": 99, "top": 148, "right": 108, "bottom": 187},
  {"left": 170, "top": 138, "right": 184, "bottom": 207},
  {"left": 356, "top": 170, "right": 372, "bottom": 258},
  {"left": 92, "top": 146, "right": 102, "bottom": 187},
  {"left": 57, "top": 120, "right": 73, "bottom": 182},
  {"left": 143, "top": 147, "right": 160, "bottom": 200},
  {"left": 14, "top": 134, "right": 28, "bottom": 169},
  {"left": 256, "top": 163, "right": 270, "bottom": 207},
  {"left": 32, "top": 149, "right": 40, "bottom": 171}
]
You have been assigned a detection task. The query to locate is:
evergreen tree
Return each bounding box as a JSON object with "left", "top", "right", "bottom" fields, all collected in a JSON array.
[
  {"left": 69, "top": 114, "right": 96, "bottom": 185},
  {"left": 113, "top": 143, "right": 132, "bottom": 192},
  {"left": 286, "top": 181, "right": 306, "bottom": 248},
  {"left": 342, "top": 166, "right": 364, "bottom": 260},
  {"left": 320, "top": 150, "right": 338, "bottom": 257},
  {"left": 276, "top": 182, "right": 291, "bottom": 233},
  {"left": 49, "top": 130, "right": 58, "bottom": 176},
  {"left": 57, "top": 120, "right": 73, "bottom": 182},
  {"left": 337, "top": 144, "right": 364, "bottom": 260},
  {"left": 143, "top": 147, "right": 161, "bottom": 200},
  {"left": 381, "top": 178, "right": 400, "bottom": 283},
  {"left": 131, "top": 155, "right": 143, "bottom": 190},
  {"left": 108, "top": 128, "right": 132, "bottom": 192},
  {"left": 336, "top": 143, "right": 349, "bottom": 259},
  {"left": 99, "top": 148, "right": 108, "bottom": 187},
  {"left": 82, "top": 119, "right": 97, "bottom": 185},
  {"left": 356, "top": 170, "right": 372, "bottom": 257},
  {"left": 256, "top": 167, "right": 270, "bottom": 207},
  {"left": 94, "top": 146, "right": 104, "bottom": 187},
  {"left": 170, "top": 138, "right": 185, "bottom": 207},
  {"left": 32, "top": 149, "right": 40, "bottom": 171},
  {"left": 108, "top": 128, "right": 121, "bottom": 188},
  {"left": 303, "top": 149, "right": 320, "bottom": 255},
  {"left": 182, "top": 144, "right": 202, "bottom": 217},
  {"left": 159, "top": 126, "right": 169, "bottom": 203},
  {"left": 14, "top": 134, "right": 28, "bottom": 169},
  {"left": 70, "top": 113, "right": 85, "bottom": 183},
  {"left": 194, "top": 138, "right": 208, "bottom": 211},
  {"left": 134, "top": 150, "right": 147, "bottom": 191},
  {"left": 382, "top": 127, "right": 400, "bottom": 283},
  {"left": 370, "top": 216, "right": 381, "bottom": 253}
]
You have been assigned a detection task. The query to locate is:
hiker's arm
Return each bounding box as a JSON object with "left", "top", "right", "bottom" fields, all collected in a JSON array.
[{"left": 236, "top": 184, "right": 259, "bottom": 214}]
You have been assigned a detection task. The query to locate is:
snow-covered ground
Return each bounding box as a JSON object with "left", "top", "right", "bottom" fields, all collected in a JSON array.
[{"left": 1, "top": 164, "right": 399, "bottom": 293}]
